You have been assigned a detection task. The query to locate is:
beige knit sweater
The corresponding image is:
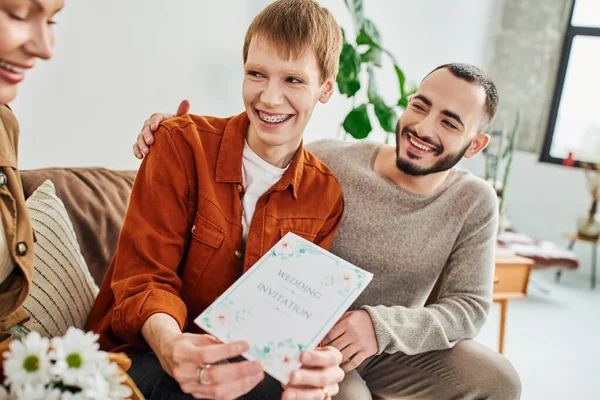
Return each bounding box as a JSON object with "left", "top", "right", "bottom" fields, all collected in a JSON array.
[{"left": 307, "top": 140, "right": 498, "bottom": 355}]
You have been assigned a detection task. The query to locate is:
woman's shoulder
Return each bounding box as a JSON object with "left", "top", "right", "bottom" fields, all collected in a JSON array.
[{"left": 0, "top": 105, "right": 19, "bottom": 165}]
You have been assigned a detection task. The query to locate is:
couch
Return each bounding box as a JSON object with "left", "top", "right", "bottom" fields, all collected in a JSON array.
[
  {"left": 21, "top": 167, "right": 137, "bottom": 288},
  {"left": 0, "top": 168, "right": 141, "bottom": 398}
]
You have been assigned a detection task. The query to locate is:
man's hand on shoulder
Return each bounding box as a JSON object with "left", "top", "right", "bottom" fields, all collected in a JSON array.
[
  {"left": 321, "top": 310, "right": 378, "bottom": 372},
  {"left": 133, "top": 99, "right": 190, "bottom": 159}
]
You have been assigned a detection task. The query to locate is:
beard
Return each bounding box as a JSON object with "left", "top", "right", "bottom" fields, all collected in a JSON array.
[{"left": 395, "top": 127, "right": 471, "bottom": 176}]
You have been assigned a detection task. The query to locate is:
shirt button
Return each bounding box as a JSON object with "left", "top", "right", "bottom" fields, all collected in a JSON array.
[
  {"left": 234, "top": 250, "right": 242, "bottom": 259},
  {"left": 237, "top": 184, "right": 243, "bottom": 193},
  {"left": 16, "top": 242, "right": 28, "bottom": 256},
  {"left": 0, "top": 172, "right": 7, "bottom": 188}
]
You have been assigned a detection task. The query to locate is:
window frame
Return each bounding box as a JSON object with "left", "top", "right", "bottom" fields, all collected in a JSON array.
[{"left": 540, "top": 0, "right": 600, "bottom": 167}]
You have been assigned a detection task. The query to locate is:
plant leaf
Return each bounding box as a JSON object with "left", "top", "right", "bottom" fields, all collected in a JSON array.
[
  {"left": 338, "top": 42, "right": 360, "bottom": 80},
  {"left": 394, "top": 65, "right": 407, "bottom": 99},
  {"left": 337, "top": 78, "right": 361, "bottom": 97},
  {"left": 367, "top": 66, "right": 380, "bottom": 104},
  {"left": 356, "top": 19, "right": 381, "bottom": 47},
  {"left": 344, "top": 0, "right": 364, "bottom": 27},
  {"left": 336, "top": 41, "right": 361, "bottom": 97},
  {"left": 360, "top": 47, "right": 382, "bottom": 67},
  {"left": 343, "top": 104, "right": 372, "bottom": 139},
  {"left": 373, "top": 100, "right": 397, "bottom": 133},
  {"left": 398, "top": 97, "right": 408, "bottom": 109}
]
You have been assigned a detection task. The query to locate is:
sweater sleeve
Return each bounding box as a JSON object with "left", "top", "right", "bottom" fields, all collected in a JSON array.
[{"left": 363, "top": 182, "right": 498, "bottom": 355}]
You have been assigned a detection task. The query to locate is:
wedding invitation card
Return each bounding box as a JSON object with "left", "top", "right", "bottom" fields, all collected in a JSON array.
[{"left": 194, "top": 232, "right": 373, "bottom": 384}]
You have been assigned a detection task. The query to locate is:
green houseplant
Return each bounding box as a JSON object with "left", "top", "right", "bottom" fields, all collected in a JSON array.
[{"left": 336, "top": 0, "right": 416, "bottom": 142}]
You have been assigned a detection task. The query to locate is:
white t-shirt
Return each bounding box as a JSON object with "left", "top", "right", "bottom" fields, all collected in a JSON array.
[
  {"left": 241, "top": 141, "right": 288, "bottom": 239},
  {"left": 0, "top": 216, "right": 14, "bottom": 285}
]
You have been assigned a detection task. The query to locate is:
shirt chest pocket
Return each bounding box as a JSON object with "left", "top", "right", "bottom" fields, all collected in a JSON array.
[
  {"left": 180, "top": 214, "right": 226, "bottom": 302},
  {"left": 280, "top": 228, "right": 317, "bottom": 242}
]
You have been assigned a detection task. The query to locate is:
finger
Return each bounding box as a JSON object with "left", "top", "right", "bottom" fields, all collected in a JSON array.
[
  {"left": 170, "top": 335, "right": 226, "bottom": 364},
  {"left": 339, "top": 344, "right": 360, "bottom": 366},
  {"left": 136, "top": 135, "right": 149, "bottom": 156},
  {"left": 177, "top": 99, "right": 191, "bottom": 116},
  {"left": 133, "top": 143, "right": 143, "bottom": 160},
  {"left": 199, "top": 360, "right": 263, "bottom": 385},
  {"left": 143, "top": 128, "right": 154, "bottom": 145},
  {"left": 184, "top": 372, "right": 264, "bottom": 400},
  {"left": 282, "top": 383, "right": 339, "bottom": 400},
  {"left": 341, "top": 351, "right": 366, "bottom": 373},
  {"left": 300, "top": 346, "right": 343, "bottom": 368},
  {"left": 195, "top": 341, "right": 250, "bottom": 365},
  {"left": 288, "top": 365, "right": 344, "bottom": 389},
  {"left": 326, "top": 333, "right": 352, "bottom": 353},
  {"left": 321, "top": 323, "right": 345, "bottom": 346},
  {"left": 148, "top": 113, "right": 168, "bottom": 131},
  {"left": 338, "top": 311, "right": 352, "bottom": 321}
]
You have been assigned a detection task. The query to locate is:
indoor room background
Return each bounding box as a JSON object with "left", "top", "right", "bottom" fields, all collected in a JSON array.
[{"left": 8, "top": 1, "right": 599, "bottom": 398}]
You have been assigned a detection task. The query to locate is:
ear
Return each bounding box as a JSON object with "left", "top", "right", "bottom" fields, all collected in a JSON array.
[
  {"left": 319, "top": 75, "right": 336, "bottom": 104},
  {"left": 464, "top": 132, "right": 490, "bottom": 159}
]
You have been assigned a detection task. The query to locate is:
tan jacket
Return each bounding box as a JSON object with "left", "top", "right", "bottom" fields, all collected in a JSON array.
[{"left": 0, "top": 105, "right": 34, "bottom": 331}]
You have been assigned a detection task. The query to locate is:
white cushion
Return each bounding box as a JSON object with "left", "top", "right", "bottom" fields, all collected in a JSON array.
[{"left": 21, "top": 180, "right": 98, "bottom": 337}]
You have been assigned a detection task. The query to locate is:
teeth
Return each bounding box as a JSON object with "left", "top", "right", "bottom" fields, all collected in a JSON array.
[
  {"left": 0, "top": 61, "right": 25, "bottom": 74},
  {"left": 409, "top": 137, "right": 434, "bottom": 151},
  {"left": 258, "top": 111, "right": 291, "bottom": 124}
]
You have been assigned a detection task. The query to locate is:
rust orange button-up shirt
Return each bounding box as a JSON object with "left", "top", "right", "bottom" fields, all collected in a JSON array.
[{"left": 86, "top": 113, "right": 344, "bottom": 354}]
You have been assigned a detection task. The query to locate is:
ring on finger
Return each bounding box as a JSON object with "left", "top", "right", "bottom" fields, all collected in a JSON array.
[
  {"left": 197, "top": 363, "right": 212, "bottom": 385},
  {"left": 321, "top": 387, "right": 330, "bottom": 400}
]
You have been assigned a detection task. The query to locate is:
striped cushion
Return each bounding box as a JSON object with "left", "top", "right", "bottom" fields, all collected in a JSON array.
[{"left": 21, "top": 180, "right": 98, "bottom": 337}]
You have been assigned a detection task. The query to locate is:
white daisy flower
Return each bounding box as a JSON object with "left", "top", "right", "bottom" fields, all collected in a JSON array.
[
  {"left": 83, "top": 362, "right": 132, "bottom": 400},
  {"left": 50, "top": 327, "right": 107, "bottom": 387},
  {"left": 60, "top": 391, "right": 87, "bottom": 400},
  {"left": 2, "top": 331, "right": 52, "bottom": 389},
  {"left": 11, "top": 383, "right": 55, "bottom": 400},
  {"left": 44, "top": 388, "right": 62, "bottom": 400}
]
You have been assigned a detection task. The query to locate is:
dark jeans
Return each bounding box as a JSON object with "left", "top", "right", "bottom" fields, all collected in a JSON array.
[{"left": 128, "top": 352, "right": 283, "bottom": 400}]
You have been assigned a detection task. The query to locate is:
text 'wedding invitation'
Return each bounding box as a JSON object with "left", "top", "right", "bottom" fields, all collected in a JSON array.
[{"left": 194, "top": 232, "right": 373, "bottom": 384}]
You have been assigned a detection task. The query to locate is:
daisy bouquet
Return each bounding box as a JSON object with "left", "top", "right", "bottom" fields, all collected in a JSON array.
[{"left": 0, "top": 328, "right": 133, "bottom": 400}]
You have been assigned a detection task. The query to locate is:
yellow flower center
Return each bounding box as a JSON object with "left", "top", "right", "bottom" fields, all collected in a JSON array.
[
  {"left": 23, "top": 355, "right": 39, "bottom": 372},
  {"left": 67, "top": 353, "right": 83, "bottom": 368}
]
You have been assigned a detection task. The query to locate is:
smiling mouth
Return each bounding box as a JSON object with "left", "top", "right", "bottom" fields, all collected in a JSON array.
[
  {"left": 0, "top": 60, "right": 26, "bottom": 74},
  {"left": 406, "top": 132, "right": 440, "bottom": 153},
  {"left": 256, "top": 110, "right": 294, "bottom": 124}
]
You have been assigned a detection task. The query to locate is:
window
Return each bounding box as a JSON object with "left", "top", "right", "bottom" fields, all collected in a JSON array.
[{"left": 540, "top": 0, "right": 600, "bottom": 166}]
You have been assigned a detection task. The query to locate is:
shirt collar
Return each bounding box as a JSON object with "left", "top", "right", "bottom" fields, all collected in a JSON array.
[{"left": 215, "top": 112, "right": 304, "bottom": 199}]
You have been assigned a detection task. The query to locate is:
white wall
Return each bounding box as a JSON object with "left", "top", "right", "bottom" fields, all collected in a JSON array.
[{"left": 10, "top": 0, "right": 501, "bottom": 170}]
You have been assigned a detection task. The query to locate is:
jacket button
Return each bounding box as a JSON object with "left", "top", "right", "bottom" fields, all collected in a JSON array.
[
  {"left": 0, "top": 172, "right": 7, "bottom": 188},
  {"left": 236, "top": 184, "right": 243, "bottom": 193},
  {"left": 234, "top": 250, "right": 242, "bottom": 259},
  {"left": 16, "top": 242, "right": 27, "bottom": 256}
]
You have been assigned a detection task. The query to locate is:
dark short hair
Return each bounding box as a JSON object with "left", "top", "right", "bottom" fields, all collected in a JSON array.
[{"left": 426, "top": 63, "right": 499, "bottom": 130}]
